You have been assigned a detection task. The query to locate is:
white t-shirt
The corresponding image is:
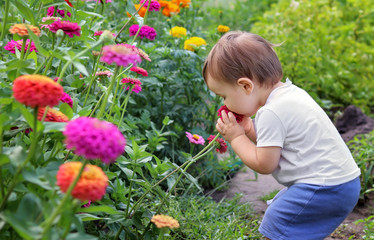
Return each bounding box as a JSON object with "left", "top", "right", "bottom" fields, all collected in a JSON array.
[{"left": 255, "top": 79, "right": 360, "bottom": 186}]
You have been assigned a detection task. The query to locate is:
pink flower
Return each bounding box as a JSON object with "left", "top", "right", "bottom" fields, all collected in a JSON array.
[
  {"left": 129, "top": 24, "right": 157, "bottom": 41},
  {"left": 40, "top": 17, "right": 61, "bottom": 29},
  {"left": 139, "top": 0, "right": 161, "bottom": 11},
  {"left": 100, "top": 44, "right": 142, "bottom": 67},
  {"left": 49, "top": 20, "right": 81, "bottom": 38},
  {"left": 130, "top": 66, "right": 148, "bottom": 76},
  {"left": 53, "top": 77, "right": 62, "bottom": 82},
  {"left": 207, "top": 135, "right": 228, "bottom": 154},
  {"left": 95, "top": 70, "right": 113, "bottom": 77},
  {"left": 185, "top": 132, "right": 205, "bottom": 145},
  {"left": 121, "top": 78, "right": 142, "bottom": 93},
  {"left": 63, "top": 117, "right": 126, "bottom": 164},
  {"left": 4, "top": 39, "right": 37, "bottom": 54},
  {"left": 47, "top": 6, "right": 71, "bottom": 18},
  {"left": 217, "top": 105, "right": 244, "bottom": 123},
  {"left": 94, "top": 30, "right": 116, "bottom": 37},
  {"left": 120, "top": 44, "right": 151, "bottom": 62},
  {"left": 60, "top": 92, "right": 73, "bottom": 108}
]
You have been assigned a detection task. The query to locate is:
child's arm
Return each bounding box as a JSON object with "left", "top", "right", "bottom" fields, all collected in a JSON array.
[
  {"left": 217, "top": 111, "right": 280, "bottom": 174},
  {"left": 239, "top": 117, "right": 257, "bottom": 143}
]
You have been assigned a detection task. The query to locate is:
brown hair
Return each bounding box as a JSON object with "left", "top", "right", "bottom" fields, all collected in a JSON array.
[{"left": 203, "top": 31, "right": 283, "bottom": 87}]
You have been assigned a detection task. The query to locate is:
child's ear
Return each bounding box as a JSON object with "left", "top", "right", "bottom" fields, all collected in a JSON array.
[{"left": 237, "top": 78, "right": 254, "bottom": 94}]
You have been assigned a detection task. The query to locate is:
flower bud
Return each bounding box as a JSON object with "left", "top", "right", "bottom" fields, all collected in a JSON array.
[
  {"left": 56, "top": 29, "right": 64, "bottom": 38},
  {"left": 99, "top": 30, "right": 114, "bottom": 43}
]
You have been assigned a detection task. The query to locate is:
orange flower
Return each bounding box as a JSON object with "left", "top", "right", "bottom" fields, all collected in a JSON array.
[
  {"left": 127, "top": 4, "right": 147, "bottom": 18},
  {"left": 13, "top": 74, "right": 64, "bottom": 108},
  {"left": 151, "top": 214, "right": 180, "bottom": 228},
  {"left": 158, "top": 0, "right": 170, "bottom": 8},
  {"left": 172, "top": 0, "right": 191, "bottom": 8},
  {"left": 9, "top": 24, "right": 41, "bottom": 37},
  {"left": 162, "top": 3, "right": 180, "bottom": 17},
  {"left": 38, "top": 107, "right": 69, "bottom": 122},
  {"left": 56, "top": 162, "right": 108, "bottom": 202}
]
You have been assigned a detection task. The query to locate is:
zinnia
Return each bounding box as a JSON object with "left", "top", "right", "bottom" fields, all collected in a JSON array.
[
  {"left": 151, "top": 215, "right": 180, "bottom": 229},
  {"left": 63, "top": 117, "right": 126, "bottom": 164},
  {"left": 4, "top": 39, "right": 37, "bottom": 54},
  {"left": 129, "top": 24, "right": 157, "bottom": 41},
  {"left": 9, "top": 24, "right": 41, "bottom": 37},
  {"left": 162, "top": 2, "right": 180, "bottom": 17},
  {"left": 127, "top": 4, "right": 147, "bottom": 18},
  {"left": 47, "top": 6, "right": 71, "bottom": 18},
  {"left": 49, "top": 20, "right": 81, "bottom": 38},
  {"left": 56, "top": 162, "right": 108, "bottom": 202},
  {"left": 95, "top": 70, "right": 113, "bottom": 77},
  {"left": 217, "top": 25, "right": 230, "bottom": 33},
  {"left": 185, "top": 132, "right": 205, "bottom": 145},
  {"left": 172, "top": 0, "right": 191, "bottom": 8},
  {"left": 13, "top": 75, "right": 64, "bottom": 108},
  {"left": 121, "top": 78, "right": 142, "bottom": 93},
  {"left": 207, "top": 135, "right": 228, "bottom": 154},
  {"left": 139, "top": 0, "right": 161, "bottom": 11},
  {"left": 184, "top": 37, "right": 207, "bottom": 51},
  {"left": 60, "top": 92, "right": 73, "bottom": 108},
  {"left": 38, "top": 107, "right": 69, "bottom": 122},
  {"left": 169, "top": 26, "right": 187, "bottom": 38},
  {"left": 130, "top": 66, "right": 148, "bottom": 76},
  {"left": 100, "top": 44, "right": 142, "bottom": 67},
  {"left": 217, "top": 105, "right": 244, "bottom": 123}
]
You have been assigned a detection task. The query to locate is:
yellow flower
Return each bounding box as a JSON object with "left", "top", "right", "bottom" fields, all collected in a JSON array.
[
  {"left": 217, "top": 25, "right": 230, "bottom": 33},
  {"left": 184, "top": 37, "right": 207, "bottom": 51},
  {"left": 169, "top": 26, "right": 187, "bottom": 38},
  {"left": 151, "top": 214, "right": 180, "bottom": 229}
]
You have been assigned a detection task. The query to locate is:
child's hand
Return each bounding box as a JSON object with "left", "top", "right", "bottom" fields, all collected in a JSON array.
[
  {"left": 239, "top": 116, "right": 253, "bottom": 136},
  {"left": 216, "top": 110, "right": 246, "bottom": 143}
]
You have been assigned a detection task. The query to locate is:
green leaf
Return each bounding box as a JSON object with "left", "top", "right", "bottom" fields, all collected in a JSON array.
[
  {"left": 43, "top": 121, "right": 67, "bottom": 133},
  {"left": 59, "top": 103, "right": 74, "bottom": 119},
  {"left": 77, "top": 213, "right": 110, "bottom": 222},
  {"left": 77, "top": 205, "right": 123, "bottom": 215},
  {"left": 72, "top": 61, "right": 89, "bottom": 76},
  {"left": 2, "top": 211, "right": 42, "bottom": 240},
  {"left": 16, "top": 193, "right": 43, "bottom": 221},
  {"left": 162, "top": 115, "right": 173, "bottom": 126},
  {"left": 22, "top": 170, "right": 52, "bottom": 190},
  {"left": 0, "top": 154, "right": 10, "bottom": 167},
  {"left": 26, "top": 51, "right": 38, "bottom": 66},
  {"left": 27, "top": 29, "right": 49, "bottom": 57},
  {"left": 10, "top": 0, "right": 36, "bottom": 25}
]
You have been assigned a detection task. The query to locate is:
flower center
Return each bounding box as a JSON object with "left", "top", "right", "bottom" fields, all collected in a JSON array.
[{"left": 192, "top": 134, "right": 200, "bottom": 140}]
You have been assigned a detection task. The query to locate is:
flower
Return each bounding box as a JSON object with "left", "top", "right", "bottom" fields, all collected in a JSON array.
[
  {"left": 94, "top": 30, "right": 116, "bottom": 37},
  {"left": 95, "top": 70, "right": 113, "bottom": 77},
  {"left": 207, "top": 135, "right": 228, "bottom": 154},
  {"left": 151, "top": 215, "right": 180, "bottom": 229},
  {"left": 38, "top": 107, "right": 69, "bottom": 122},
  {"left": 60, "top": 92, "right": 73, "bottom": 108},
  {"left": 47, "top": 6, "right": 71, "bottom": 18},
  {"left": 86, "top": 0, "right": 112, "bottom": 2},
  {"left": 100, "top": 44, "right": 142, "bottom": 67},
  {"left": 9, "top": 24, "right": 41, "bottom": 37},
  {"left": 63, "top": 117, "right": 126, "bottom": 164},
  {"left": 40, "top": 17, "right": 61, "bottom": 29},
  {"left": 49, "top": 20, "right": 81, "bottom": 38},
  {"left": 172, "top": 0, "right": 191, "bottom": 8},
  {"left": 130, "top": 66, "right": 148, "bottom": 76},
  {"left": 217, "top": 25, "right": 230, "bottom": 33},
  {"left": 161, "top": 2, "right": 180, "bottom": 17},
  {"left": 129, "top": 24, "right": 157, "bottom": 41},
  {"left": 140, "top": 0, "right": 161, "bottom": 11},
  {"left": 185, "top": 132, "right": 205, "bottom": 145},
  {"left": 56, "top": 162, "right": 108, "bottom": 202},
  {"left": 127, "top": 4, "right": 147, "bottom": 18},
  {"left": 4, "top": 39, "right": 37, "bottom": 54},
  {"left": 217, "top": 105, "right": 244, "bottom": 123},
  {"left": 64, "top": 0, "right": 73, "bottom": 7},
  {"left": 169, "top": 26, "right": 187, "bottom": 38},
  {"left": 121, "top": 78, "right": 142, "bottom": 93},
  {"left": 184, "top": 37, "right": 207, "bottom": 51},
  {"left": 13, "top": 75, "right": 64, "bottom": 108}
]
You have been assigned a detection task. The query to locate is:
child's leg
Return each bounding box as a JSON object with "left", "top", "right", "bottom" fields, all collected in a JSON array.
[{"left": 259, "top": 177, "right": 360, "bottom": 240}]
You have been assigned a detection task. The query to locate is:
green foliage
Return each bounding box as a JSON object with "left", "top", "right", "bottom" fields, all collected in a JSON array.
[
  {"left": 355, "top": 216, "right": 374, "bottom": 239},
  {"left": 252, "top": 0, "right": 374, "bottom": 113}
]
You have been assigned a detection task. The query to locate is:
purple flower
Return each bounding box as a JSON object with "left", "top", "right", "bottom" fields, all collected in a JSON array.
[
  {"left": 47, "top": 6, "right": 71, "bottom": 18},
  {"left": 4, "top": 39, "right": 37, "bottom": 54},
  {"left": 139, "top": 0, "right": 161, "bottom": 11},
  {"left": 49, "top": 20, "right": 81, "bottom": 38},
  {"left": 185, "top": 132, "right": 205, "bottom": 145},
  {"left": 100, "top": 44, "right": 142, "bottom": 67},
  {"left": 129, "top": 24, "right": 157, "bottom": 41},
  {"left": 63, "top": 117, "right": 126, "bottom": 164},
  {"left": 60, "top": 92, "right": 73, "bottom": 108}
]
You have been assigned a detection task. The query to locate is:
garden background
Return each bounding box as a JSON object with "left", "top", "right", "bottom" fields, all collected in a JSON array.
[{"left": 0, "top": 0, "right": 373, "bottom": 239}]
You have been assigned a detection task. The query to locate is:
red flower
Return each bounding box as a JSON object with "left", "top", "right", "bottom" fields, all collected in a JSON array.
[
  {"left": 217, "top": 105, "right": 244, "bottom": 123},
  {"left": 130, "top": 66, "right": 148, "bottom": 76},
  {"left": 65, "top": 0, "right": 73, "bottom": 7},
  {"left": 207, "top": 135, "right": 228, "bottom": 154},
  {"left": 13, "top": 75, "right": 64, "bottom": 108}
]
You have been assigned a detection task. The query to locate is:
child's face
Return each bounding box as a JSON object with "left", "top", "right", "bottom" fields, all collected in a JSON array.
[{"left": 206, "top": 74, "right": 260, "bottom": 117}]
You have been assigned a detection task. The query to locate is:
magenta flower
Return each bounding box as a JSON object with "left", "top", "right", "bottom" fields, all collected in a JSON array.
[
  {"left": 120, "top": 43, "right": 151, "bottom": 62},
  {"left": 129, "top": 24, "right": 157, "bottom": 41},
  {"left": 207, "top": 135, "right": 228, "bottom": 154},
  {"left": 139, "top": 0, "right": 161, "bottom": 11},
  {"left": 130, "top": 66, "right": 148, "bottom": 76},
  {"left": 63, "top": 117, "right": 126, "bottom": 164},
  {"left": 186, "top": 132, "right": 205, "bottom": 145},
  {"left": 40, "top": 17, "right": 62, "bottom": 29},
  {"left": 121, "top": 78, "right": 142, "bottom": 93},
  {"left": 49, "top": 20, "right": 81, "bottom": 38},
  {"left": 100, "top": 44, "right": 142, "bottom": 67},
  {"left": 47, "top": 6, "right": 71, "bottom": 18},
  {"left": 60, "top": 92, "right": 73, "bottom": 108},
  {"left": 4, "top": 39, "right": 37, "bottom": 54},
  {"left": 217, "top": 105, "right": 244, "bottom": 123}
]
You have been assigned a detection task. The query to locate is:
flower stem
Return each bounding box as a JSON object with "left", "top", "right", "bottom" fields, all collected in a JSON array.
[
  {"left": 117, "top": 85, "right": 134, "bottom": 128},
  {"left": 83, "top": 53, "right": 101, "bottom": 107},
  {"left": 41, "top": 159, "right": 88, "bottom": 238},
  {"left": 0, "top": 0, "right": 10, "bottom": 42}
]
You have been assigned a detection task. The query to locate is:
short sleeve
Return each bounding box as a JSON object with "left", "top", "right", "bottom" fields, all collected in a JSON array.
[{"left": 255, "top": 109, "right": 286, "bottom": 148}]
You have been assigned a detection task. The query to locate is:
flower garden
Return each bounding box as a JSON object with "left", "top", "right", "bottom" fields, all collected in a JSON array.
[{"left": 0, "top": 0, "right": 374, "bottom": 239}]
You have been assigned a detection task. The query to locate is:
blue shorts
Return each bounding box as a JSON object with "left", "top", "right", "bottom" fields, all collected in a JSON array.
[{"left": 259, "top": 177, "right": 360, "bottom": 240}]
